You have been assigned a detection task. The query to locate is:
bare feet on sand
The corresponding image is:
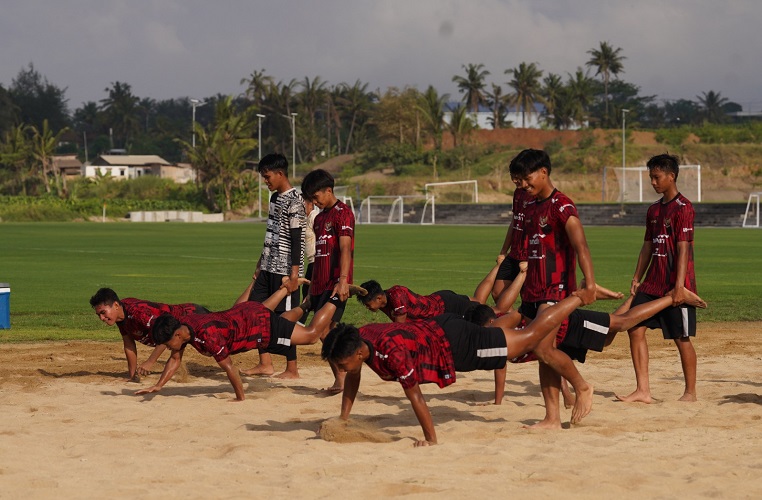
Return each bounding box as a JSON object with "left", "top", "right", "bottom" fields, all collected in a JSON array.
[
  {"left": 615, "top": 390, "right": 653, "bottom": 404},
  {"left": 570, "top": 384, "right": 594, "bottom": 424},
  {"left": 240, "top": 365, "right": 275, "bottom": 377},
  {"left": 523, "top": 419, "right": 562, "bottom": 430},
  {"left": 272, "top": 370, "right": 299, "bottom": 380},
  {"left": 678, "top": 392, "right": 697, "bottom": 402}
]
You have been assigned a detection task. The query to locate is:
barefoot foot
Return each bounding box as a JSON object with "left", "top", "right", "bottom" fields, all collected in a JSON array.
[
  {"left": 273, "top": 370, "right": 299, "bottom": 380},
  {"left": 678, "top": 392, "right": 697, "bottom": 402},
  {"left": 240, "top": 365, "right": 275, "bottom": 377},
  {"left": 615, "top": 389, "right": 652, "bottom": 404},
  {"left": 570, "top": 384, "right": 594, "bottom": 423},
  {"left": 523, "top": 418, "right": 562, "bottom": 430}
]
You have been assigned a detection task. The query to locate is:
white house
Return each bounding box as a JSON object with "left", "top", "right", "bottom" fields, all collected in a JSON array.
[{"left": 84, "top": 155, "right": 196, "bottom": 183}]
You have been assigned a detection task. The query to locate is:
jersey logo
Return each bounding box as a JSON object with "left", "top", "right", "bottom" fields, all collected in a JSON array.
[
  {"left": 665, "top": 219, "right": 671, "bottom": 229},
  {"left": 538, "top": 216, "right": 548, "bottom": 228},
  {"left": 324, "top": 221, "right": 333, "bottom": 232}
]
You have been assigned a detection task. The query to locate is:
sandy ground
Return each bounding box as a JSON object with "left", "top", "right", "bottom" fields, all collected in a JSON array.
[{"left": 1, "top": 322, "right": 761, "bottom": 499}]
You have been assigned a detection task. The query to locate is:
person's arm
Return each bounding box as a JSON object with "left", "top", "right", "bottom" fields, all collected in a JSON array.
[
  {"left": 137, "top": 344, "right": 167, "bottom": 376},
  {"left": 565, "top": 217, "right": 596, "bottom": 306},
  {"left": 493, "top": 367, "right": 506, "bottom": 405},
  {"left": 392, "top": 313, "right": 407, "bottom": 323},
  {"left": 671, "top": 241, "right": 690, "bottom": 305},
  {"left": 122, "top": 335, "right": 139, "bottom": 380},
  {"left": 498, "top": 224, "right": 513, "bottom": 259},
  {"left": 340, "top": 370, "right": 361, "bottom": 419},
  {"left": 630, "top": 241, "right": 653, "bottom": 295},
  {"left": 284, "top": 225, "right": 303, "bottom": 293},
  {"left": 331, "top": 235, "right": 352, "bottom": 301},
  {"left": 135, "top": 347, "right": 185, "bottom": 396},
  {"left": 234, "top": 280, "right": 255, "bottom": 305},
  {"left": 217, "top": 356, "right": 246, "bottom": 401},
  {"left": 403, "top": 383, "right": 437, "bottom": 446}
]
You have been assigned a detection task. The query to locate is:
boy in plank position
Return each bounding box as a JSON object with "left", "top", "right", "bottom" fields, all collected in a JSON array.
[
  {"left": 509, "top": 148, "right": 598, "bottom": 429},
  {"left": 89, "top": 288, "right": 209, "bottom": 381},
  {"left": 322, "top": 290, "right": 598, "bottom": 447},
  {"left": 137, "top": 284, "right": 338, "bottom": 401},
  {"left": 619, "top": 153, "right": 700, "bottom": 403}
]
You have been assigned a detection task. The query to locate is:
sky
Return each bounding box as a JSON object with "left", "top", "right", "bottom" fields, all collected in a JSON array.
[{"left": 1, "top": 0, "right": 761, "bottom": 114}]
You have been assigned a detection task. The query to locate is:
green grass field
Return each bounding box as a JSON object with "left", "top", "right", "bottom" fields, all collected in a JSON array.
[{"left": 1, "top": 222, "right": 761, "bottom": 342}]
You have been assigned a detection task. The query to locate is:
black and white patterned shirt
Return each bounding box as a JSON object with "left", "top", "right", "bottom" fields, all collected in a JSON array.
[{"left": 260, "top": 188, "right": 306, "bottom": 276}]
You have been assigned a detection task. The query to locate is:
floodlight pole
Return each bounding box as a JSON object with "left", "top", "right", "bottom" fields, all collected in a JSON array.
[
  {"left": 621, "top": 108, "right": 629, "bottom": 214},
  {"left": 257, "top": 114, "right": 266, "bottom": 219},
  {"left": 291, "top": 113, "right": 297, "bottom": 178},
  {"left": 190, "top": 98, "right": 206, "bottom": 148}
]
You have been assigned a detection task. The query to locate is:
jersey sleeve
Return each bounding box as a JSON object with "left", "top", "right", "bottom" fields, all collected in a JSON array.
[
  {"left": 377, "top": 338, "right": 418, "bottom": 389},
  {"left": 674, "top": 202, "right": 695, "bottom": 243},
  {"left": 554, "top": 195, "right": 578, "bottom": 227},
  {"left": 197, "top": 325, "right": 230, "bottom": 362},
  {"left": 337, "top": 206, "right": 355, "bottom": 238},
  {"left": 386, "top": 286, "right": 409, "bottom": 317}
]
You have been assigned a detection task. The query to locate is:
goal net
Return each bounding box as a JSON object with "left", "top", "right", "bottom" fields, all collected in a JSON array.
[
  {"left": 424, "top": 180, "right": 479, "bottom": 204},
  {"left": 743, "top": 192, "right": 762, "bottom": 228},
  {"left": 332, "top": 185, "right": 355, "bottom": 213},
  {"left": 602, "top": 165, "right": 701, "bottom": 203},
  {"left": 358, "top": 195, "right": 433, "bottom": 224}
]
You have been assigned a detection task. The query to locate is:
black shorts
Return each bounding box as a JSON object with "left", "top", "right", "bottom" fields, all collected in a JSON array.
[
  {"left": 631, "top": 292, "right": 697, "bottom": 340},
  {"left": 434, "top": 290, "right": 479, "bottom": 318},
  {"left": 248, "top": 270, "right": 300, "bottom": 313},
  {"left": 558, "top": 309, "right": 611, "bottom": 363},
  {"left": 192, "top": 304, "right": 210, "bottom": 314},
  {"left": 433, "top": 314, "right": 508, "bottom": 371},
  {"left": 264, "top": 311, "right": 298, "bottom": 361},
  {"left": 309, "top": 290, "right": 347, "bottom": 323},
  {"left": 518, "top": 300, "right": 556, "bottom": 320},
  {"left": 496, "top": 256, "right": 523, "bottom": 282}
]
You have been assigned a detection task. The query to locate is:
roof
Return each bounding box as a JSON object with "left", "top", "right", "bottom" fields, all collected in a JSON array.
[
  {"left": 92, "top": 155, "right": 170, "bottom": 166},
  {"left": 52, "top": 155, "right": 83, "bottom": 169}
]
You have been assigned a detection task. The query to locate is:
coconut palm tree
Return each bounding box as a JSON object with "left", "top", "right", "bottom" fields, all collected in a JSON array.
[
  {"left": 696, "top": 90, "right": 729, "bottom": 123},
  {"left": 540, "top": 73, "right": 564, "bottom": 127},
  {"left": 446, "top": 105, "right": 476, "bottom": 148},
  {"left": 452, "top": 63, "right": 490, "bottom": 113},
  {"left": 337, "top": 80, "right": 373, "bottom": 154},
  {"left": 485, "top": 83, "right": 508, "bottom": 129},
  {"left": 505, "top": 62, "right": 544, "bottom": 128},
  {"left": 565, "top": 68, "right": 596, "bottom": 128},
  {"left": 0, "top": 124, "right": 32, "bottom": 195},
  {"left": 240, "top": 68, "right": 274, "bottom": 108},
  {"left": 586, "top": 41, "right": 626, "bottom": 127},
  {"left": 100, "top": 81, "right": 140, "bottom": 149},
  {"left": 30, "top": 119, "right": 69, "bottom": 195}
]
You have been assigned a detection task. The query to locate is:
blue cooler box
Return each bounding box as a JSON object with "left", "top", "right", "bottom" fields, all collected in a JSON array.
[{"left": 0, "top": 283, "right": 9, "bottom": 329}]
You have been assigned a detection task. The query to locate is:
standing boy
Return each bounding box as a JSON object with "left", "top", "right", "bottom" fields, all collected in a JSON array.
[
  {"left": 243, "top": 153, "right": 306, "bottom": 379},
  {"left": 618, "top": 153, "right": 699, "bottom": 403},
  {"left": 492, "top": 175, "right": 531, "bottom": 301},
  {"left": 509, "top": 148, "right": 597, "bottom": 429},
  {"left": 301, "top": 168, "right": 355, "bottom": 393}
]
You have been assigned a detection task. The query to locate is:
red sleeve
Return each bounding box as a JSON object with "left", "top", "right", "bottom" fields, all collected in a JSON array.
[
  {"left": 378, "top": 338, "right": 417, "bottom": 389},
  {"left": 338, "top": 206, "right": 355, "bottom": 238},
  {"left": 196, "top": 327, "right": 230, "bottom": 362},
  {"left": 675, "top": 203, "right": 695, "bottom": 243},
  {"left": 387, "top": 286, "right": 409, "bottom": 317}
]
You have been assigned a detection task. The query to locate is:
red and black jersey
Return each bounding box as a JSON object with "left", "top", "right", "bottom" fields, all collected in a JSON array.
[
  {"left": 311, "top": 200, "right": 355, "bottom": 295},
  {"left": 638, "top": 193, "right": 697, "bottom": 296},
  {"left": 182, "top": 302, "right": 273, "bottom": 362},
  {"left": 118, "top": 299, "right": 206, "bottom": 346},
  {"left": 508, "top": 187, "right": 532, "bottom": 261},
  {"left": 359, "top": 321, "right": 456, "bottom": 389},
  {"left": 381, "top": 286, "right": 445, "bottom": 321},
  {"left": 522, "top": 189, "right": 579, "bottom": 303}
]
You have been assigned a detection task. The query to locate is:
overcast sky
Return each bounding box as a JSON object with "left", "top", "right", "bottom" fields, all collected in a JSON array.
[{"left": 2, "top": 0, "right": 760, "bottom": 114}]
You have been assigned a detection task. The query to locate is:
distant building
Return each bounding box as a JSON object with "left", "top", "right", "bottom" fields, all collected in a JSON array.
[
  {"left": 52, "top": 154, "right": 84, "bottom": 178},
  {"left": 443, "top": 102, "right": 585, "bottom": 130},
  {"left": 84, "top": 155, "right": 196, "bottom": 183}
]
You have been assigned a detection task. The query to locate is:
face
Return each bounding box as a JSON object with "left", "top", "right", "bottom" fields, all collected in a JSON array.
[
  {"left": 510, "top": 176, "right": 521, "bottom": 189},
  {"left": 93, "top": 302, "right": 122, "bottom": 326},
  {"left": 311, "top": 188, "right": 334, "bottom": 209},
  {"left": 335, "top": 350, "right": 364, "bottom": 374},
  {"left": 514, "top": 168, "right": 547, "bottom": 197},
  {"left": 649, "top": 168, "right": 675, "bottom": 194},
  {"left": 164, "top": 329, "right": 186, "bottom": 351},
  {"left": 363, "top": 295, "right": 386, "bottom": 312},
  {"left": 261, "top": 170, "right": 286, "bottom": 192}
]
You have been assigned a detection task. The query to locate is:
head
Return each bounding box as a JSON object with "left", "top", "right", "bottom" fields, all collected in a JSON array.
[
  {"left": 301, "top": 169, "right": 335, "bottom": 209},
  {"left": 257, "top": 153, "right": 290, "bottom": 192},
  {"left": 151, "top": 313, "right": 186, "bottom": 350},
  {"left": 90, "top": 287, "right": 123, "bottom": 326},
  {"left": 303, "top": 196, "right": 315, "bottom": 216},
  {"left": 508, "top": 149, "right": 552, "bottom": 197},
  {"left": 646, "top": 153, "right": 680, "bottom": 195},
  {"left": 356, "top": 280, "right": 386, "bottom": 311},
  {"left": 321, "top": 323, "right": 365, "bottom": 373},
  {"left": 465, "top": 304, "right": 497, "bottom": 327}
]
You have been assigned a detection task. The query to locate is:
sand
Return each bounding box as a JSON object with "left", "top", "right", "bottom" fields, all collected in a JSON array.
[{"left": 1, "top": 322, "right": 761, "bottom": 499}]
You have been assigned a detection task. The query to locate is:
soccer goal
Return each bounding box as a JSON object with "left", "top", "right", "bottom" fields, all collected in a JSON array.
[
  {"left": 424, "top": 180, "right": 479, "bottom": 204},
  {"left": 332, "top": 185, "right": 355, "bottom": 213},
  {"left": 742, "top": 192, "right": 762, "bottom": 228},
  {"left": 602, "top": 165, "right": 701, "bottom": 203},
  {"left": 358, "top": 195, "right": 432, "bottom": 224}
]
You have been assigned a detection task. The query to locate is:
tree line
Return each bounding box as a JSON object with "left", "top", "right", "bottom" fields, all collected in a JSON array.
[{"left": 0, "top": 42, "right": 745, "bottom": 209}]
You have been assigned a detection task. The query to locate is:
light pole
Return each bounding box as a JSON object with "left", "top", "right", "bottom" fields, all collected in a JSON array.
[
  {"left": 621, "top": 108, "right": 630, "bottom": 213},
  {"left": 190, "top": 98, "right": 206, "bottom": 148},
  {"left": 256, "top": 113, "right": 265, "bottom": 219},
  {"left": 290, "top": 112, "right": 297, "bottom": 178}
]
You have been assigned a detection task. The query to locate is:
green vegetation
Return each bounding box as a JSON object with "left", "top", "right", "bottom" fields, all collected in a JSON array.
[{"left": 1, "top": 223, "right": 759, "bottom": 343}]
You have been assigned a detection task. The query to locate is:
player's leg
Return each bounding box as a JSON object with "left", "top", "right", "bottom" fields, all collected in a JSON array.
[
  {"left": 290, "top": 300, "right": 338, "bottom": 345},
  {"left": 525, "top": 361, "right": 563, "bottom": 429},
  {"left": 473, "top": 259, "right": 503, "bottom": 304},
  {"left": 675, "top": 337, "right": 697, "bottom": 402},
  {"left": 608, "top": 290, "right": 705, "bottom": 339},
  {"left": 493, "top": 261, "right": 527, "bottom": 314},
  {"left": 616, "top": 324, "right": 652, "bottom": 403}
]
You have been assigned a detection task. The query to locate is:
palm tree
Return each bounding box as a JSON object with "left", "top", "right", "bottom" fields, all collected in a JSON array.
[
  {"left": 452, "top": 63, "right": 490, "bottom": 113},
  {"left": 30, "top": 119, "right": 69, "bottom": 195},
  {"left": 0, "top": 124, "right": 32, "bottom": 195},
  {"left": 100, "top": 81, "right": 140, "bottom": 149},
  {"left": 297, "top": 76, "right": 328, "bottom": 161},
  {"left": 337, "top": 80, "right": 372, "bottom": 154},
  {"left": 505, "top": 62, "right": 544, "bottom": 128},
  {"left": 586, "top": 41, "right": 626, "bottom": 126},
  {"left": 446, "top": 105, "right": 475, "bottom": 148},
  {"left": 416, "top": 86, "right": 449, "bottom": 179},
  {"left": 540, "top": 73, "right": 564, "bottom": 127},
  {"left": 485, "top": 83, "right": 508, "bottom": 129},
  {"left": 696, "top": 90, "right": 729, "bottom": 124},
  {"left": 240, "top": 68, "right": 274, "bottom": 108},
  {"left": 565, "top": 68, "right": 596, "bottom": 127}
]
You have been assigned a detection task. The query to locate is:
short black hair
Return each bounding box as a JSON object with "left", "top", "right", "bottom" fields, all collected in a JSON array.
[
  {"left": 90, "top": 287, "right": 119, "bottom": 308},
  {"left": 465, "top": 304, "right": 497, "bottom": 327},
  {"left": 321, "top": 323, "right": 363, "bottom": 362},
  {"left": 258, "top": 153, "right": 289, "bottom": 176},
  {"left": 646, "top": 153, "right": 680, "bottom": 180},
  {"left": 508, "top": 148, "right": 551, "bottom": 178},
  {"left": 301, "top": 169, "right": 334, "bottom": 200},
  {"left": 357, "top": 280, "right": 384, "bottom": 305},
  {"left": 152, "top": 313, "right": 182, "bottom": 345}
]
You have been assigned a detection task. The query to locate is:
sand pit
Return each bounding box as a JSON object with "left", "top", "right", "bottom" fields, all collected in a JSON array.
[{"left": 1, "top": 322, "right": 761, "bottom": 498}]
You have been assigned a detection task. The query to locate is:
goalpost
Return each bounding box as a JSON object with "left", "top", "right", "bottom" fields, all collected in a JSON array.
[
  {"left": 332, "top": 185, "right": 354, "bottom": 213},
  {"left": 602, "top": 165, "right": 701, "bottom": 203},
  {"left": 358, "top": 195, "right": 433, "bottom": 224},
  {"left": 424, "top": 180, "right": 479, "bottom": 203},
  {"left": 742, "top": 192, "right": 762, "bottom": 228}
]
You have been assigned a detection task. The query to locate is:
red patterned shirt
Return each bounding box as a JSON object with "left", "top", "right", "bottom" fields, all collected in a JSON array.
[
  {"left": 637, "top": 193, "right": 697, "bottom": 296},
  {"left": 359, "top": 321, "right": 456, "bottom": 389},
  {"left": 508, "top": 187, "right": 532, "bottom": 261},
  {"left": 311, "top": 200, "right": 355, "bottom": 295},
  {"left": 182, "top": 302, "right": 273, "bottom": 362},
  {"left": 118, "top": 299, "right": 205, "bottom": 346},
  {"left": 522, "top": 189, "right": 579, "bottom": 303},
  {"left": 380, "top": 286, "right": 445, "bottom": 321}
]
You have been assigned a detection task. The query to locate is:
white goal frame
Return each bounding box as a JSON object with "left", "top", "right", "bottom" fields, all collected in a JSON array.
[
  {"left": 358, "top": 195, "right": 433, "bottom": 224},
  {"left": 602, "top": 165, "right": 701, "bottom": 203},
  {"left": 742, "top": 192, "right": 762, "bottom": 228},
  {"left": 332, "top": 185, "right": 354, "bottom": 213},
  {"left": 424, "top": 180, "right": 479, "bottom": 203}
]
